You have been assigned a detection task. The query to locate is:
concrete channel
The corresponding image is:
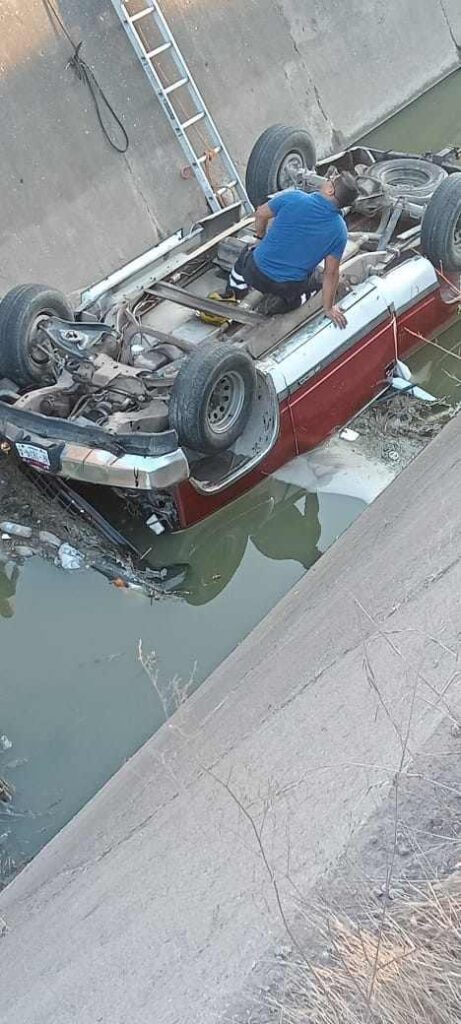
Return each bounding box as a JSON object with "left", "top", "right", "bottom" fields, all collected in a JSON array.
[
  {"left": 2, "top": 5, "right": 461, "bottom": 1018},
  {"left": 2, "top": 407, "right": 461, "bottom": 1023},
  {"left": 0, "top": 0, "right": 460, "bottom": 291}
]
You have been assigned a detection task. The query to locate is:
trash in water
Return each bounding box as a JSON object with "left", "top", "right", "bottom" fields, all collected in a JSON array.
[
  {"left": 393, "top": 359, "right": 412, "bottom": 381},
  {"left": 340, "top": 428, "right": 359, "bottom": 442},
  {"left": 57, "top": 543, "right": 85, "bottom": 570},
  {"left": 91, "top": 556, "right": 187, "bottom": 595},
  {"left": 0, "top": 522, "right": 33, "bottom": 539},
  {"left": 38, "top": 531, "right": 61, "bottom": 548},
  {"left": 0, "top": 736, "right": 12, "bottom": 752},
  {"left": 0, "top": 778, "right": 14, "bottom": 803},
  {"left": 383, "top": 443, "right": 401, "bottom": 462},
  {"left": 390, "top": 376, "right": 437, "bottom": 403}
]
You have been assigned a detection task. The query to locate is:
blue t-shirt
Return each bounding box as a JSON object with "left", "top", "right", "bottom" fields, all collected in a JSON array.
[{"left": 253, "top": 191, "right": 347, "bottom": 282}]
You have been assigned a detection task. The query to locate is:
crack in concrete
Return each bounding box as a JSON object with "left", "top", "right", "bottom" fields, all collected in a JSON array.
[
  {"left": 272, "top": 0, "right": 341, "bottom": 147},
  {"left": 438, "top": 0, "right": 461, "bottom": 57},
  {"left": 313, "top": 83, "right": 330, "bottom": 127}
]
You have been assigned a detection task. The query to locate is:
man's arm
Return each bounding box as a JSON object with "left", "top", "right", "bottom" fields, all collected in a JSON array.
[
  {"left": 254, "top": 203, "right": 274, "bottom": 240},
  {"left": 323, "top": 255, "right": 347, "bottom": 328}
]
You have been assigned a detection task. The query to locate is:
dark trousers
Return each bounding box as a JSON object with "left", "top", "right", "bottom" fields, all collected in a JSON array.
[{"left": 228, "top": 247, "right": 315, "bottom": 309}]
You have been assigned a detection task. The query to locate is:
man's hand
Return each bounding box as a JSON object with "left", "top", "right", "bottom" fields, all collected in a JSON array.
[
  {"left": 325, "top": 305, "right": 347, "bottom": 329},
  {"left": 254, "top": 203, "right": 274, "bottom": 241},
  {"left": 322, "top": 256, "right": 345, "bottom": 327}
]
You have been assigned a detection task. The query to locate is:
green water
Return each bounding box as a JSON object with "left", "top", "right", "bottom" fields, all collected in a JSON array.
[{"left": 2, "top": 70, "right": 461, "bottom": 883}]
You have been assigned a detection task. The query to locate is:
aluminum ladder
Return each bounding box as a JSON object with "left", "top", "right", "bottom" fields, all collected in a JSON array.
[{"left": 110, "top": 0, "right": 253, "bottom": 215}]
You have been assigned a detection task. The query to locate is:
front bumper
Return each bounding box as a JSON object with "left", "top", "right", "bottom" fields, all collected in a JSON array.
[
  {"left": 60, "top": 443, "right": 189, "bottom": 489},
  {"left": 0, "top": 400, "right": 189, "bottom": 491}
]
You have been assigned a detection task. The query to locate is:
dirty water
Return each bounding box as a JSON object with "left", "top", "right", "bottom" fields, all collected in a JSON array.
[{"left": 1, "top": 70, "right": 461, "bottom": 885}]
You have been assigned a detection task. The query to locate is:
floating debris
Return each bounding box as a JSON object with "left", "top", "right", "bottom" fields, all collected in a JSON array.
[
  {"left": 92, "top": 556, "right": 187, "bottom": 595},
  {"left": 0, "top": 457, "right": 179, "bottom": 599},
  {"left": 0, "top": 736, "right": 12, "bottom": 752},
  {"left": 38, "top": 531, "right": 61, "bottom": 548},
  {"left": 0, "top": 522, "right": 32, "bottom": 539},
  {"left": 0, "top": 778, "right": 14, "bottom": 803},
  {"left": 57, "top": 543, "right": 85, "bottom": 570}
]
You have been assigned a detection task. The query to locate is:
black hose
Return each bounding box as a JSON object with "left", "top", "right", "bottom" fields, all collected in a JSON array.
[{"left": 42, "top": 0, "right": 129, "bottom": 153}]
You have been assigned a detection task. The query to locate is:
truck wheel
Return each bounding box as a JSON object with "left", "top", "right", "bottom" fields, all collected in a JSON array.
[
  {"left": 0, "top": 285, "right": 73, "bottom": 388},
  {"left": 364, "top": 158, "right": 446, "bottom": 205},
  {"left": 169, "top": 342, "right": 256, "bottom": 453},
  {"left": 245, "top": 125, "right": 317, "bottom": 207},
  {"left": 421, "top": 175, "right": 461, "bottom": 272}
]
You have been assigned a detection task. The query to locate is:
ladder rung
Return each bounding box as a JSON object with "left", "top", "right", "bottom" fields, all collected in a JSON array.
[
  {"left": 114, "top": 0, "right": 252, "bottom": 215},
  {"left": 146, "top": 42, "right": 171, "bottom": 58},
  {"left": 180, "top": 112, "right": 205, "bottom": 130},
  {"left": 164, "top": 77, "right": 188, "bottom": 95},
  {"left": 129, "top": 7, "right": 153, "bottom": 23},
  {"left": 197, "top": 148, "right": 221, "bottom": 164}
]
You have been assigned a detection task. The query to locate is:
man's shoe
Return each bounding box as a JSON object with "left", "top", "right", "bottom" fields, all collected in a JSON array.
[{"left": 197, "top": 291, "right": 239, "bottom": 326}]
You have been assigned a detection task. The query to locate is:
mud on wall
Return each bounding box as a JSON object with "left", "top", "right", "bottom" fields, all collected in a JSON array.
[{"left": 0, "top": 0, "right": 459, "bottom": 294}]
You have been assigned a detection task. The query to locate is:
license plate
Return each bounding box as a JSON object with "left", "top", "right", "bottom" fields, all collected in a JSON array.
[{"left": 16, "top": 443, "right": 51, "bottom": 471}]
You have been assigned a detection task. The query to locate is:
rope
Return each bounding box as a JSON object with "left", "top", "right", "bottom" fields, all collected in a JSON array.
[
  {"left": 391, "top": 313, "right": 399, "bottom": 362},
  {"left": 203, "top": 149, "right": 230, "bottom": 208},
  {"left": 405, "top": 326, "right": 461, "bottom": 363},
  {"left": 435, "top": 265, "right": 461, "bottom": 302},
  {"left": 43, "top": 0, "right": 129, "bottom": 153},
  {"left": 409, "top": 246, "right": 461, "bottom": 304}
]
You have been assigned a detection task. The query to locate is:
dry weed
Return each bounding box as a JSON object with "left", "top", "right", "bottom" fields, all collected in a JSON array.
[{"left": 277, "top": 869, "right": 461, "bottom": 1023}]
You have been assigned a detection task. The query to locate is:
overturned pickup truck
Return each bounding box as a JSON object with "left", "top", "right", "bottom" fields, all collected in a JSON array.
[{"left": 0, "top": 125, "right": 460, "bottom": 534}]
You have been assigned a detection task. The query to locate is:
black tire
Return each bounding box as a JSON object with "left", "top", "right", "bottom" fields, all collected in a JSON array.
[
  {"left": 364, "top": 157, "right": 446, "bottom": 206},
  {"left": 421, "top": 174, "right": 461, "bottom": 272},
  {"left": 0, "top": 284, "right": 73, "bottom": 388},
  {"left": 169, "top": 342, "right": 256, "bottom": 453},
  {"left": 245, "top": 124, "right": 316, "bottom": 207}
]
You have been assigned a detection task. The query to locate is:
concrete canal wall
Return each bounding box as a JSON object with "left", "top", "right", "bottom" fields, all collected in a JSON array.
[
  {"left": 0, "top": 0, "right": 459, "bottom": 293},
  {"left": 2, "top": 410, "right": 461, "bottom": 1024}
]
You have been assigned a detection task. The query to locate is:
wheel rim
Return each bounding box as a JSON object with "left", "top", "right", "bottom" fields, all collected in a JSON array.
[
  {"left": 206, "top": 371, "right": 246, "bottom": 436},
  {"left": 384, "top": 167, "right": 432, "bottom": 189},
  {"left": 27, "top": 312, "right": 56, "bottom": 370},
  {"left": 277, "top": 151, "right": 305, "bottom": 190}
]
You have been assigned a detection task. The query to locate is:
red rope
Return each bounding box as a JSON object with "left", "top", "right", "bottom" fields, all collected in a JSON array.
[
  {"left": 391, "top": 314, "right": 399, "bottom": 361},
  {"left": 404, "top": 327, "right": 430, "bottom": 344},
  {"left": 435, "top": 266, "right": 461, "bottom": 302}
]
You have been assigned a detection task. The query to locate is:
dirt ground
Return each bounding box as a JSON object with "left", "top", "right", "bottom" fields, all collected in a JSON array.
[{"left": 233, "top": 713, "right": 461, "bottom": 1023}]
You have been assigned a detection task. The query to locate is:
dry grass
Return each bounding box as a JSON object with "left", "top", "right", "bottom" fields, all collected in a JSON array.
[
  {"left": 137, "top": 640, "right": 196, "bottom": 719},
  {"left": 276, "top": 870, "right": 461, "bottom": 1023}
]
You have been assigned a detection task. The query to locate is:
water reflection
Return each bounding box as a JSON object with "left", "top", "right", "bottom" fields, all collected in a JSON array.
[
  {"left": 0, "top": 559, "right": 20, "bottom": 619},
  {"left": 117, "top": 479, "right": 322, "bottom": 606}
]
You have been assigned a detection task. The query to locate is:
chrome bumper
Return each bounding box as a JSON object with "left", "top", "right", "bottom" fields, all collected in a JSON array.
[
  {"left": 14, "top": 441, "right": 190, "bottom": 490},
  {"left": 60, "top": 443, "right": 189, "bottom": 489}
]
